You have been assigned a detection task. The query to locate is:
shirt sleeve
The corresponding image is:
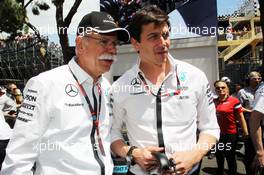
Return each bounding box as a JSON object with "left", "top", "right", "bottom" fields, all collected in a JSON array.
[
  {"left": 236, "top": 89, "right": 244, "bottom": 104},
  {"left": 196, "top": 72, "right": 220, "bottom": 140},
  {"left": 110, "top": 86, "right": 126, "bottom": 143},
  {"left": 233, "top": 97, "right": 243, "bottom": 113},
  {"left": 253, "top": 86, "right": 264, "bottom": 114},
  {"left": 2, "top": 95, "right": 16, "bottom": 112},
  {"left": 1, "top": 76, "right": 51, "bottom": 175}
]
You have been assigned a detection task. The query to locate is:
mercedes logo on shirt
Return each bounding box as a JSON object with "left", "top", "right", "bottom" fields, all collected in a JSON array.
[
  {"left": 131, "top": 77, "right": 141, "bottom": 87},
  {"left": 65, "top": 84, "right": 79, "bottom": 97}
]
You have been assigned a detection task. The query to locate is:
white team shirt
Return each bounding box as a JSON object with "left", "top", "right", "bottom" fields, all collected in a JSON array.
[
  {"left": 253, "top": 82, "right": 264, "bottom": 114},
  {"left": 0, "top": 110, "right": 12, "bottom": 140},
  {"left": 2, "top": 57, "right": 113, "bottom": 175},
  {"left": 0, "top": 93, "right": 17, "bottom": 112},
  {"left": 237, "top": 87, "right": 255, "bottom": 109},
  {"left": 0, "top": 93, "right": 16, "bottom": 140},
  {"left": 111, "top": 54, "right": 219, "bottom": 175}
]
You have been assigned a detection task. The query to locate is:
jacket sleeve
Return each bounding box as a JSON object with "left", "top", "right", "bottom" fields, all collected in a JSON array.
[
  {"left": 110, "top": 86, "right": 126, "bottom": 144},
  {"left": 1, "top": 76, "right": 51, "bottom": 175},
  {"left": 196, "top": 72, "right": 220, "bottom": 140},
  {"left": 2, "top": 95, "right": 17, "bottom": 112}
]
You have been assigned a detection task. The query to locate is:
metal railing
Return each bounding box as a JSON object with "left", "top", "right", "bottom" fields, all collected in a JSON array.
[
  {"left": 220, "top": 57, "right": 262, "bottom": 86},
  {"left": 0, "top": 36, "right": 64, "bottom": 81}
]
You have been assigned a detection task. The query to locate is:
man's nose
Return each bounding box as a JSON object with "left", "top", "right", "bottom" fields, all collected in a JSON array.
[
  {"left": 105, "top": 44, "right": 117, "bottom": 55},
  {"left": 156, "top": 35, "right": 169, "bottom": 47}
]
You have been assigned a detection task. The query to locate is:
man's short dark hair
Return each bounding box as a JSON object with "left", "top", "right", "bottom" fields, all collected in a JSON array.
[{"left": 128, "top": 5, "right": 170, "bottom": 42}]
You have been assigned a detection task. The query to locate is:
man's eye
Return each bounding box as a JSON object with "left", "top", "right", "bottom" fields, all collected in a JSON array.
[
  {"left": 162, "top": 33, "right": 169, "bottom": 39},
  {"left": 148, "top": 35, "right": 159, "bottom": 40},
  {"left": 113, "top": 41, "right": 120, "bottom": 46},
  {"left": 100, "top": 39, "right": 109, "bottom": 45}
]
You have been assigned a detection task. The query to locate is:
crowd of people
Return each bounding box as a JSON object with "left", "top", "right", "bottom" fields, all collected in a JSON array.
[
  {"left": 210, "top": 72, "right": 263, "bottom": 175},
  {"left": 214, "top": 80, "right": 248, "bottom": 175},
  {"left": 0, "top": 82, "right": 23, "bottom": 170},
  {"left": 0, "top": 5, "right": 264, "bottom": 175}
]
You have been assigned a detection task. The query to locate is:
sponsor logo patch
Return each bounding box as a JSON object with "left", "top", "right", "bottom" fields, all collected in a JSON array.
[
  {"left": 130, "top": 77, "right": 141, "bottom": 87},
  {"left": 17, "top": 116, "right": 31, "bottom": 122},
  {"left": 65, "top": 84, "right": 79, "bottom": 97},
  {"left": 24, "top": 94, "right": 37, "bottom": 102},
  {"left": 19, "top": 110, "right": 33, "bottom": 117},
  {"left": 179, "top": 72, "right": 187, "bottom": 82},
  {"left": 27, "top": 89, "right": 38, "bottom": 94},
  {"left": 21, "top": 103, "right": 35, "bottom": 111},
  {"left": 64, "top": 103, "right": 84, "bottom": 107}
]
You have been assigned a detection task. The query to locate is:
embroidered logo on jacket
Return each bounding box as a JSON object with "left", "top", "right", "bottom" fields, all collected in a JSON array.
[
  {"left": 130, "top": 77, "right": 141, "bottom": 87},
  {"left": 65, "top": 84, "right": 79, "bottom": 97}
]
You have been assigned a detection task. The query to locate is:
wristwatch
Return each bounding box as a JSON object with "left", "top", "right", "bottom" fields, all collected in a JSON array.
[{"left": 126, "top": 146, "right": 137, "bottom": 166}]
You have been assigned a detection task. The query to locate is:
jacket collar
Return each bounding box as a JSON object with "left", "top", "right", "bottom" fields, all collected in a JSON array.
[{"left": 68, "top": 56, "right": 102, "bottom": 85}]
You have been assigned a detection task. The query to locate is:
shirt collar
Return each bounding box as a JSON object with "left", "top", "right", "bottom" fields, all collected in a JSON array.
[
  {"left": 134, "top": 53, "right": 177, "bottom": 77},
  {"left": 68, "top": 56, "right": 101, "bottom": 85}
]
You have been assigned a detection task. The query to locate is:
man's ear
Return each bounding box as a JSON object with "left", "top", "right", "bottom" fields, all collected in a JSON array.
[
  {"left": 76, "top": 36, "right": 85, "bottom": 54},
  {"left": 130, "top": 37, "right": 140, "bottom": 53}
]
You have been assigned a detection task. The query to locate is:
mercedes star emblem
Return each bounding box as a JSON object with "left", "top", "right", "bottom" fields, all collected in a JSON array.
[
  {"left": 65, "top": 84, "right": 79, "bottom": 97},
  {"left": 131, "top": 77, "right": 141, "bottom": 86}
]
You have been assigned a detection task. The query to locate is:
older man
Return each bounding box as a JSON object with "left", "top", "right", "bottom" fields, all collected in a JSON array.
[
  {"left": 238, "top": 71, "right": 262, "bottom": 175},
  {"left": 1, "top": 11, "right": 129, "bottom": 175}
]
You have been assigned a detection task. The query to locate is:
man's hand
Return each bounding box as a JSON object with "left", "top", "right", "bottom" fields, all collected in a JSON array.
[
  {"left": 4, "top": 111, "right": 17, "bottom": 119},
  {"left": 252, "top": 153, "right": 264, "bottom": 172},
  {"left": 132, "top": 146, "right": 164, "bottom": 171},
  {"left": 170, "top": 150, "right": 202, "bottom": 175}
]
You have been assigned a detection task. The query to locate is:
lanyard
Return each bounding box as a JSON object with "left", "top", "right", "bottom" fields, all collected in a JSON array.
[
  {"left": 137, "top": 67, "right": 181, "bottom": 97},
  {"left": 69, "top": 67, "right": 105, "bottom": 175},
  {"left": 137, "top": 67, "right": 181, "bottom": 152},
  {"left": 156, "top": 87, "right": 165, "bottom": 151}
]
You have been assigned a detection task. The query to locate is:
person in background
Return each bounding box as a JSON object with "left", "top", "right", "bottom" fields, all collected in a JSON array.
[
  {"left": 0, "top": 110, "right": 12, "bottom": 170},
  {"left": 250, "top": 80, "right": 264, "bottom": 174},
  {"left": 238, "top": 72, "right": 262, "bottom": 114},
  {"left": 220, "top": 76, "right": 235, "bottom": 94},
  {"left": 0, "top": 86, "right": 17, "bottom": 120},
  {"left": 237, "top": 71, "right": 262, "bottom": 175},
  {"left": 3, "top": 87, "right": 23, "bottom": 129},
  {"left": 5, "top": 83, "right": 17, "bottom": 101},
  {"left": 232, "top": 83, "right": 243, "bottom": 98},
  {"left": 1, "top": 11, "right": 129, "bottom": 175},
  {"left": 220, "top": 76, "right": 231, "bottom": 84},
  {"left": 13, "top": 88, "right": 23, "bottom": 107},
  {"left": 0, "top": 87, "right": 13, "bottom": 170},
  {"left": 110, "top": 5, "right": 219, "bottom": 175},
  {"left": 214, "top": 80, "right": 248, "bottom": 175}
]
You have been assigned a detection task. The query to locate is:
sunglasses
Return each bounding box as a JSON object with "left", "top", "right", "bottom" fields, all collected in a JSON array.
[{"left": 215, "top": 86, "right": 226, "bottom": 90}]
